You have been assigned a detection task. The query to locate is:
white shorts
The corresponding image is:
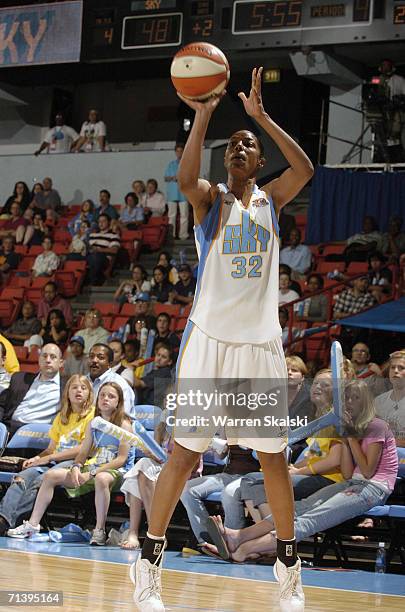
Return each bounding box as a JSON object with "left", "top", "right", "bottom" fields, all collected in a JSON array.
[
  {"left": 121, "top": 457, "right": 162, "bottom": 503},
  {"left": 173, "top": 322, "right": 288, "bottom": 454}
]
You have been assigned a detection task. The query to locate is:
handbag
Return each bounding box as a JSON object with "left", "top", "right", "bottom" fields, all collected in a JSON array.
[{"left": 0, "top": 456, "right": 25, "bottom": 472}]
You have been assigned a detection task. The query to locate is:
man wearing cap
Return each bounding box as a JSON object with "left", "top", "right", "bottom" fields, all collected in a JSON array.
[
  {"left": 63, "top": 336, "right": 89, "bottom": 378},
  {"left": 133, "top": 292, "right": 156, "bottom": 329},
  {"left": 333, "top": 276, "right": 376, "bottom": 320},
  {"left": 170, "top": 264, "right": 196, "bottom": 305}
]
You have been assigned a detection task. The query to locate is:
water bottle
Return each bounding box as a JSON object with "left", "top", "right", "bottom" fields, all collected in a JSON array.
[
  {"left": 375, "top": 542, "right": 386, "bottom": 573},
  {"left": 140, "top": 327, "right": 148, "bottom": 358}
]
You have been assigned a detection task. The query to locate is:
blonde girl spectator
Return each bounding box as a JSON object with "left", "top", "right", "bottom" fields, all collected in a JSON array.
[
  {"left": 76, "top": 308, "right": 109, "bottom": 354},
  {"left": 5, "top": 375, "right": 94, "bottom": 537},
  {"left": 206, "top": 379, "right": 397, "bottom": 562},
  {"left": 8, "top": 382, "right": 133, "bottom": 545},
  {"left": 132, "top": 180, "right": 147, "bottom": 207}
]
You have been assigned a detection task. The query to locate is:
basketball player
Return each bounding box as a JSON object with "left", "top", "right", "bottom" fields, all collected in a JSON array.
[{"left": 132, "top": 67, "right": 314, "bottom": 611}]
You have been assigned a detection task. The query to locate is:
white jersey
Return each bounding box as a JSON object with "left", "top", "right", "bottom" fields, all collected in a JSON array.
[{"left": 190, "top": 183, "right": 281, "bottom": 344}]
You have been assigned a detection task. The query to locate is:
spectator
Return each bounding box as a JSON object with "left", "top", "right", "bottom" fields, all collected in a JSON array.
[
  {"left": 32, "top": 237, "right": 60, "bottom": 278},
  {"left": 375, "top": 349, "right": 405, "bottom": 445},
  {"left": 150, "top": 265, "right": 174, "bottom": 303},
  {"left": 135, "top": 343, "right": 173, "bottom": 406},
  {"left": 94, "top": 190, "right": 118, "bottom": 222},
  {"left": 344, "top": 215, "right": 383, "bottom": 264},
  {"left": 34, "top": 309, "right": 68, "bottom": 349},
  {"left": 108, "top": 340, "right": 134, "bottom": 387},
  {"left": 8, "top": 382, "right": 132, "bottom": 545},
  {"left": 28, "top": 212, "right": 49, "bottom": 246},
  {"left": 0, "top": 343, "right": 64, "bottom": 433},
  {"left": 74, "top": 109, "right": 107, "bottom": 153},
  {"left": 32, "top": 177, "right": 61, "bottom": 212},
  {"left": 156, "top": 251, "right": 179, "bottom": 285},
  {"left": 0, "top": 342, "right": 11, "bottom": 391},
  {"left": 2, "top": 181, "right": 31, "bottom": 214},
  {"left": 0, "top": 236, "right": 20, "bottom": 279},
  {"left": 180, "top": 444, "right": 259, "bottom": 547},
  {"left": 37, "top": 281, "right": 73, "bottom": 327},
  {"left": 76, "top": 308, "right": 109, "bottom": 354},
  {"left": 67, "top": 200, "right": 95, "bottom": 236},
  {"left": 280, "top": 228, "right": 312, "bottom": 278},
  {"left": 128, "top": 294, "right": 156, "bottom": 330},
  {"left": 367, "top": 251, "right": 393, "bottom": 302},
  {"left": 164, "top": 143, "right": 189, "bottom": 240},
  {"left": 119, "top": 192, "right": 144, "bottom": 228},
  {"left": 296, "top": 273, "right": 328, "bottom": 323},
  {"left": 170, "top": 264, "right": 196, "bottom": 305},
  {"left": 351, "top": 343, "right": 382, "bottom": 379},
  {"left": 381, "top": 215, "right": 405, "bottom": 262},
  {"left": 0, "top": 374, "right": 94, "bottom": 537},
  {"left": 205, "top": 380, "right": 398, "bottom": 562},
  {"left": 153, "top": 313, "right": 181, "bottom": 353},
  {"left": 144, "top": 179, "right": 166, "bottom": 218},
  {"left": 0, "top": 201, "right": 32, "bottom": 245},
  {"left": 63, "top": 336, "right": 89, "bottom": 378},
  {"left": 286, "top": 356, "right": 313, "bottom": 427},
  {"left": 124, "top": 340, "right": 140, "bottom": 364},
  {"left": 278, "top": 271, "right": 300, "bottom": 306},
  {"left": 87, "top": 214, "right": 120, "bottom": 285},
  {"left": 4, "top": 301, "right": 41, "bottom": 347},
  {"left": 114, "top": 265, "right": 151, "bottom": 307},
  {"left": 30, "top": 182, "right": 43, "bottom": 202},
  {"left": 87, "top": 343, "right": 135, "bottom": 417},
  {"left": 34, "top": 113, "right": 79, "bottom": 156},
  {"left": 127, "top": 316, "right": 150, "bottom": 351},
  {"left": 279, "top": 263, "right": 302, "bottom": 296},
  {"left": 333, "top": 276, "right": 376, "bottom": 319},
  {"left": 67, "top": 220, "right": 90, "bottom": 261},
  {"left": 132, "top": 180, "right": 147, "bottom": 207},
  {"left": 120, "top": 414, "right": 170, "bottom": 549}
]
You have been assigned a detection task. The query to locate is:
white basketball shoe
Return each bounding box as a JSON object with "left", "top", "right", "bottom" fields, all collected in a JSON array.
[
  {"left": 130, "top": 543, "right": 165, "bottom": 612},
  {"left": 273, "top": 557, "right": 305, "bottom": 611}
]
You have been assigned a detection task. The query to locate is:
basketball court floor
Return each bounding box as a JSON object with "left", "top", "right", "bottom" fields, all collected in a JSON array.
[{"left": 0, "top": 538, "right": 404, "bottom": 610}]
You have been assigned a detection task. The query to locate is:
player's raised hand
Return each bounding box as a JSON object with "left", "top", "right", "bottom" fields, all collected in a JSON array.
[
  {"left": 177, "top": 90, "right": 226, "bottom": 115},
  {"left": 238, "top": 67, "right": 265, "bottom": 118}
]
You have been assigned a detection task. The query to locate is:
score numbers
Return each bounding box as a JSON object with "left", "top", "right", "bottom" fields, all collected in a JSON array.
[
  {"left": 394, "top": 4, "right": 405, "bottom": 24},
  {"left": 122, "top": 13, "right": 182, "bottom": 49}
]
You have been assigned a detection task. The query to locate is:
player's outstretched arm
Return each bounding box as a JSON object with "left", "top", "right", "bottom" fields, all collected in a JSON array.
[
  {"left": 239, "top": 67, "right": 314, "bottom": 212},
  {"left": 177, "top": 92, "right": 225, "bottom": 225}
]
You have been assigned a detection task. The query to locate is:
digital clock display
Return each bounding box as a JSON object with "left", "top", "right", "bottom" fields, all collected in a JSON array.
[
  {"left": 233, "top": 1, "right": 303, "bottom": 33},
  {"left": 394, "top": 4, "right": 405, "bottom": 24},
  {"left": 122, "top": 13, "right": 182, "bottom": 49}
]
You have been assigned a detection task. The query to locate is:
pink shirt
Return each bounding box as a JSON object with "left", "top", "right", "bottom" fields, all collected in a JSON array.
[
  {"left": 37, "top": 296, "right": 73, "bottom": 326},
  {"left": 353, "top": 418, "right": 398, "bottom": 491}
]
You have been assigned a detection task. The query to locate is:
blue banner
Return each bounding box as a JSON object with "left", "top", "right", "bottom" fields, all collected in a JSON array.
[{"left": 0, "top": 1, "right": 82, "bottom": 67}]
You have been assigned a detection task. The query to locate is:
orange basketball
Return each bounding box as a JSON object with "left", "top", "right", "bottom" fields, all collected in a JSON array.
[{"left": 170, "top": 43, "right": 230, "bottom": 101}]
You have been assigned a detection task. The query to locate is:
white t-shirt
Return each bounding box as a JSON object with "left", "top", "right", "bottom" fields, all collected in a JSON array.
[
  {"left": 44, "top": 125, "right": 79, "bottom": 153},
  {"left": 80, "top": 121, "right": 107, "bottom": 152},
  {"left": 375, "top": 389, "right": 405, "bottom": 439},
  {"left": 279, "top": 289, "right": 300, "bottom": 305}
]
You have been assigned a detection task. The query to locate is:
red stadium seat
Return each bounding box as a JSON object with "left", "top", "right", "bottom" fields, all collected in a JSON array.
[
  {"left": 147, "top": 216, "right": 168, "bottom": 226},
  {"left": 153, "top": 304, "right": 181, "bottom": 317},
  {"left": 174, "top": 316, "right": 188, "bottom": 332},
  {"left": 0, "top": 299, "right": 19, "bottom": 327},
  {"left": 0, "top": 287, "right": 24, "bottom": 301},
  {"left": 120, "top": 303, "right": 137, "bottom": 317},
  {"left": 140, "top": 225, "right": 168, "bottom": 251},
  {"left": 316, "top": 261, "right": 345, "bottom": 275},
  {"left": 53, "top": 243, "right": 69, "bottom": 256},
  {"left": 19, "top": 363, "right": 38, "bottom": 373},
  {"left": 5, "top": 273, "right": 31, "bottom": 289},
  {"left": 28, "top": 245, "right": 43, "bottom": 256},
  {"left": 63, "top": 260, "right": 87, "bottom": 272},
  {"left": 346, "top": 262, "right": 369, "bottom": 275},
  {"left": 31, "top": 277, "right": 51, "bottom": 289},
  {"left": 24, "top": 288, "right": 42, "bottom": 304},
  {"left": 53, "top": 229, "right": 71, "bottom": 244},
  {"left": 14, "top": 346, "right": 28, "bottom": 360},
  {"left": 14, "top": 245, "right": 28, "bottom": 256},
  {"left": 110, "top": 315, "right": 129, "bottom": 331},
  {"left": 54, "top": 271, "right": 82, "bottom": 298},
  {"left": 93, "top": 302, "right": 119, "bottom": 316},
  {"left": 17, "top": 257, "right": 36, "bottom": 272},
  {"left": 304, "top": 332, "right": 331, "bottom": 366}
]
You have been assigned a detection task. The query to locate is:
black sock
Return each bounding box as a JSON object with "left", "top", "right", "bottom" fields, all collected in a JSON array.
[
  {"left": 141, "top": 532, "right": 165, "bottom": 565},
  {"left": 277, "top": 538, "right": 297, "bottom": 567},
  {"left": 0, "top": 516, "right": 9, "bottom": 536}
]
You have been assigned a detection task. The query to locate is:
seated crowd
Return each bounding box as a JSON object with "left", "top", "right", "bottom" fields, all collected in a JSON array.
[{"left": 0, "top": 178, "right": 403, "bottom": 564}]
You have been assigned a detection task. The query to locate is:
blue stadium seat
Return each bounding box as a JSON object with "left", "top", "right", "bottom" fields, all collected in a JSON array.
[
  {"left": 6, "top": 423, "right": 51, "bottom": 453},
  {"left": 205, "top": 491, "right": 222, "bottom": 503}
]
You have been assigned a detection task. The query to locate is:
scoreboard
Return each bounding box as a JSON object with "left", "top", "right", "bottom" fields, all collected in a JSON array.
[{"left": 81, "top": 0, "right": 405, "bottom": 61}]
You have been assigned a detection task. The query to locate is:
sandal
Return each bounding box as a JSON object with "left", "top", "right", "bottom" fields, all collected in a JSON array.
[{"left": 206, "top": 517, "right": 230, "bottom": 560}]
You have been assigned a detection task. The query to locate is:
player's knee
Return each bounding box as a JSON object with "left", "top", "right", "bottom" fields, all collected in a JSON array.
[{"left": 170, "top": 445, "right": 200, "bottom": 476}]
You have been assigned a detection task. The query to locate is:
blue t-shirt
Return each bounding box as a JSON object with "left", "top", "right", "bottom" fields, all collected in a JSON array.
[{"left": 165, "top": 159, "right": 186, "bottom": 202}]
